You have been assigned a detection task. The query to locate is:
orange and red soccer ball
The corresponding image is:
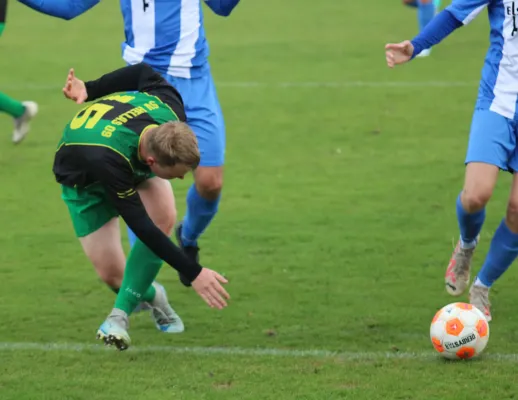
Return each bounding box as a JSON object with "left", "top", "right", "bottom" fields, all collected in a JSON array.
[{"left": 430, "top": 302, "right": 489, "bottom": 360}]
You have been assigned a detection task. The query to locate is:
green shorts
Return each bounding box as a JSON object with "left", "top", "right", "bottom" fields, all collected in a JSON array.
[{"left": 61, "top": 183, "right": 119, "bottom": 238}]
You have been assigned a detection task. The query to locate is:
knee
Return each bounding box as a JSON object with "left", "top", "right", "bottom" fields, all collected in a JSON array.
[
  {"left": 154, "top": 207, "right": 177, "bottom": 235},
  {"left": 461, "top": 189, "right": 491, "bottom": 213},
  {"left": 195, "top": 167, "right": 223, "bottom": 200},
  {"left": 95, "top": 263, "right": 123, "bottom": 288},
  {"left": 506, "top": 201, "right": 518, "bottom": 231}
]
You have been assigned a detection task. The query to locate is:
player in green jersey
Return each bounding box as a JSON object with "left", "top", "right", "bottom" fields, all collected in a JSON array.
[
  {"left": 55, "top": 63, "right": 230, "bottom": 350},
  {"left": 0, "top": 0, "right": 38, "bottom": 143}
]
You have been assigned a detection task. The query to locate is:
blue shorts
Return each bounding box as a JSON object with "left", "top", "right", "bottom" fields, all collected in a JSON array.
[
  {"left": 466, "top": 108, "right": 518, "bottom": 172},
  {"left": 164, "top": 71, "right": 226, "bottom": 167}
]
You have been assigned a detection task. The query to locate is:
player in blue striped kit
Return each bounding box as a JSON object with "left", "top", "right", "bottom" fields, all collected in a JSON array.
[
  {"left": 20, "top": 0, "right": 240, "bottom": 325},
  {"left": 386, "top": 0, "right": 518, "bottom": 322}
]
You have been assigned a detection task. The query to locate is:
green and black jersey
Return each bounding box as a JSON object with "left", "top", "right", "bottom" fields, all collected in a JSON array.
[
  {"left": 53, "top": 63, "right": 202, "bottom": 281},
  {"left": 55, "top": 87, "right": 181, "bottom": 188}
]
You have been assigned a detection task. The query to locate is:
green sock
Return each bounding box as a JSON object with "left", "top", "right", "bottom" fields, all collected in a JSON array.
[
  {"left": 114, "top": 239, "right": 163, "bottom": 314},
  {"left": 0, "top": 91, "right": 25, "bottom": 118},
  {"left": 109, "top": 283, "right": 156, "bottom": 303}
]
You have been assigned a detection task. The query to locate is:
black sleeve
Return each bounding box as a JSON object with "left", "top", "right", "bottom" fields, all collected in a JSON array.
[
  {"left": 87, "top": 148, "right": 202, "bottom": 282},
  {"left": 85, "top": 63, "right": 165, "bottom": 101},
  {"left": 84, "top": 63, "right": 186, "bottom": 121}
]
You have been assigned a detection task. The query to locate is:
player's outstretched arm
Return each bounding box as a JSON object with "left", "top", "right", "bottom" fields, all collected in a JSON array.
[
  {"left": 18, "top": 0, "right": 98, "bottom": 20},
  {"left": 69, "top": 63, "right": 169, "bottom": 103},
  {"left": 89, "top": 150, "right": 230, "bottom": 309},
  {"left": 385, "top": 9, "right": 463, "bottom": 68},
  {"left": 204, "top": 0, "right": 241, "bottom": 17},
  {"left": 120, "top": 198, "right": 230, "bottom": 309}
]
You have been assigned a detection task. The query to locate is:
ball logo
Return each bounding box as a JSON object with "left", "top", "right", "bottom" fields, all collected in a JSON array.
[{"left": 444, "top": 333, "right": 476, "bottom": 350}]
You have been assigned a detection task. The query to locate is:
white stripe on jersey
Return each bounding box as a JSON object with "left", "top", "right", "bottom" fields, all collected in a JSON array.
[
  {"left": 490, "top": 3, "right": 518, "bottom": 119},
  {"left": 122, "top": 0, "right": 156, "bottom": 65},
  {"left": 461, "top": 4, "right": 487, "bottom": 25},
  {"left": 168, "top": 0, "right": 201, "bottom": 79}
]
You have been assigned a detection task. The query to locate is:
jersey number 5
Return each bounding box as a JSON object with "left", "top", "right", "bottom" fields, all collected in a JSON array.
[
  {"left": 70, "top": 95, "right": 135, "bottom": 130},
  {"left": 70, "top": 103, "right": 113, "bottom": 130}
]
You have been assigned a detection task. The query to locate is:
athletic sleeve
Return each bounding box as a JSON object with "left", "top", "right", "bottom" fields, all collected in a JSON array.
[
  {"left": 86, "top": 148, "right": 203, "bottom": 282},
  {"left": 85, "top": 63, "right": 169, "bottom": 102},
  {"left": 84, "top": 63, "right": 186, "bottom": 121},
  {"left": 18, "top": 0, "right": 99, "bottom": 20},
  {"left": 410, "top": 10, "right": 463, "bottom": 58},
  {"left": 446, "top": 0, "right": 489, "bottom": 25}
]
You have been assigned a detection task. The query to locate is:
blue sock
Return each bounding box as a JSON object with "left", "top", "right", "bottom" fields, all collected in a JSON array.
[
  {"left": 181, "top": 184, "right": 220, "bottom": 247},
  {"left": 417, "top": 0, "right": 435, "bottom": 31},
  {"left": 128, "top": 227, "right": 138, "bottom": 248},
  {"left": 477, "top": 219, "right": 518, "bottom": 287},
  {"left": 456, "top": 193, "right": 485, "bottom": 245}
]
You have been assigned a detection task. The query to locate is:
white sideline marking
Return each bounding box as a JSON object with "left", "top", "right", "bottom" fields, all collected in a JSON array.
[
  {"left": 0, "top": 342, "right": 514, "bottom": 361},
  {"left": 0, "top": 81, "right": 479, "bottom": 91}
]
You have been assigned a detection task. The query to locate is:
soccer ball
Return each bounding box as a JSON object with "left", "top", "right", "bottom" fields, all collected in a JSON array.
[{"left": 429, "top": 302, "right": 489, "bottom": 360}]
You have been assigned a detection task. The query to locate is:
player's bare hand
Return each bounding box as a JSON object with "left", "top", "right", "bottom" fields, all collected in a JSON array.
[
  {"left": 62, "top": 68, "right": 88, "bottom": 104},
  {"left": 192, "top": 268, "right": 230, "bottom": 309},
  {"left": 385, "top": 41, "right": 414, "bottom": 68}
]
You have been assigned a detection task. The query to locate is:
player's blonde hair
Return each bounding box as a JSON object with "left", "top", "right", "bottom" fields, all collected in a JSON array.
[{"left": 146, "top": 121, "right": 200, "bottom": 168}]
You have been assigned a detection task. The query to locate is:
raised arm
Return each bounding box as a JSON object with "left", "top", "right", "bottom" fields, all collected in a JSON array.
[
  {"left": 18, "top": 0, "right": 99, "bottom": 20},
  {"left": 84, "top": 63, "right": 166, "bottom": 101},
  {"left": 62, "top": 64, "right": 186, "bottom": 120}
]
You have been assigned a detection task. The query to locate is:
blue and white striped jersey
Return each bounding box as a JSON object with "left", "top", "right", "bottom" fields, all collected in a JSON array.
[
  {"left": 18, "top": 0, "right": 240, "bottom": 78},
  {"left": 448, "top": 0, "right": 518, "bottom": 119},
  {"left": 121, "top": 0, "right": 209, "bottom": 79}
]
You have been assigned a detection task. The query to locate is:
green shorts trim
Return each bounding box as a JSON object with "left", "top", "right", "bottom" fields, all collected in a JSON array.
[{"left": 61, "top": 183, "right": 119, "bottom": 238}]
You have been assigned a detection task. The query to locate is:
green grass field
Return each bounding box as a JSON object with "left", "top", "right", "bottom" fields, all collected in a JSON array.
[{"left": 1, "top": 1, "right": 518, "bottom": 399}]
